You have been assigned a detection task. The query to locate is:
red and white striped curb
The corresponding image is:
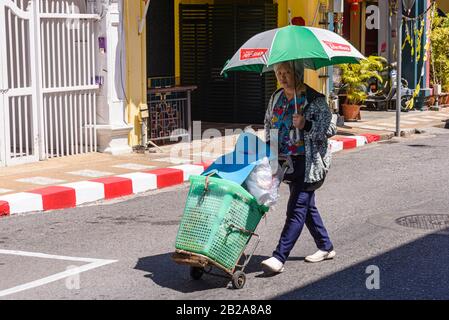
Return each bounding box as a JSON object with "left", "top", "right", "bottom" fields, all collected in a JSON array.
[
  {"left": 0, "top": 163, "right": 211, "bottom": 217},
  {"left": 330, "top": 134, "right": 380, "bottom": 153},
  {"left": 0, "top": 134, "right": 380, "bottom": 217}
]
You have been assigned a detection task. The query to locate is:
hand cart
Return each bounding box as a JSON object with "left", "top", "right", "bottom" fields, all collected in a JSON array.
[{"left": 172, "top": 175, "right": 269, "bottom": 289}]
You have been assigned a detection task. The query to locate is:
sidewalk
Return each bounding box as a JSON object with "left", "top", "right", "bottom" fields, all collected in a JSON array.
[
  {"left": 350, "top": 109, "right": 449, "bottom": 133},
  {"left": 0, "top": 123, "right": 400, "bottom": 217}
]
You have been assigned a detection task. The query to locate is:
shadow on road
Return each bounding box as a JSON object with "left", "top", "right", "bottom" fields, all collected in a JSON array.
[
  {"left": 274, "top": 227, "right": 449, "bottom": 300},
  {"left": 134, "top": 253, "right": 275, "bottom": 293}
]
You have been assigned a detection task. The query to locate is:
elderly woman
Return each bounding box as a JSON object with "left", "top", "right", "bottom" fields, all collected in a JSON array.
[{"left": 261, "top": 60, "right": 337, "bottom": 274}]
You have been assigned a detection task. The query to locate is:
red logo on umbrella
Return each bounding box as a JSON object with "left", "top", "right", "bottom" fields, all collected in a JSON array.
[
  {"left": 323, "top": 41, "right": 351, "bottom": 52},
  {"left": 240, "top": 48, "right": 268, "bottom": 60}
]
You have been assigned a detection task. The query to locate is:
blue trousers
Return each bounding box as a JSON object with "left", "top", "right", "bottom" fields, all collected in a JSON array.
[{"left": 273, "top": 183, "right": 334, "bottom": 264}]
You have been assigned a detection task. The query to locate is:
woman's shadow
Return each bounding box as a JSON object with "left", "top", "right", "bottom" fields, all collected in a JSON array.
[{"left": 134, "top": 253, "right": 301, "bottom": 292}]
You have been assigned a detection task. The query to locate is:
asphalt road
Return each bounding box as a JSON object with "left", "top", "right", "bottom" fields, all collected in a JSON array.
[{"left": 1, "top": 127, "right": 449, "bottom": 300}]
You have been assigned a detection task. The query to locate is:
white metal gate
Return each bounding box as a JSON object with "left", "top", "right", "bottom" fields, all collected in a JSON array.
[
  {"left": 0, "top": 0, "right": 99, "bottom": 167},
  {"left": 0, "top": 0, "right": 38, "bottom": 166}
]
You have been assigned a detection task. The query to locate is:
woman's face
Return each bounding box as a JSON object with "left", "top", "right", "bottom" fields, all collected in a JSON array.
[{"left": 275, "top": 63, "right": 295, "bottom": 91}]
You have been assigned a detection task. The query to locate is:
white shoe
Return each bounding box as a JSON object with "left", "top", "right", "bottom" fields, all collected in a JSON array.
[
  {"left": 305, "top": 250, "right": 336, "bottom": 263},
  {"left": 261, "top": 257, "right": 285, "bottom": 273}
]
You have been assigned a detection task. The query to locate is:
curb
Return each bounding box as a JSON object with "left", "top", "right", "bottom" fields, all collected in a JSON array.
[
  {"left": 0, "top": 163, "right": 212, "bottom": 217},
  {"left": 0, "top": 134, "right": 381, "bottom": 217}
]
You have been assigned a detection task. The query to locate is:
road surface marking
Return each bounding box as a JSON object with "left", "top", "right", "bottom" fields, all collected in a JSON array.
[{"left": 0, "top": 249, "right": 117, "bottom": 298}]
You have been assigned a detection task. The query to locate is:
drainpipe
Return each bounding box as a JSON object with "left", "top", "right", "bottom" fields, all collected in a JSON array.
[{"left": 139, "top": 0, "right": 148, "bottom": 147}]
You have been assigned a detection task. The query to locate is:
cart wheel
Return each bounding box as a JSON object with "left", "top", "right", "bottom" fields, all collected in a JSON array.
[
  {"left": 190, "top": 267, "right": 204, "bottom": 280},
  {"left": 231, "top": 271, "right": 246, "bottom": 289}
]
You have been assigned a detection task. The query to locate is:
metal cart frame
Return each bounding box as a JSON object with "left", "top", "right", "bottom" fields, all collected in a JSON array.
[{"left": 172, "top": 221, "right": 263, "bottom": 289}]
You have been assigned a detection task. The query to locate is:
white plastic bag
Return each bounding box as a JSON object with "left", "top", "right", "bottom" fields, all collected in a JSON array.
[{"left": 244, "top": 157, "right": 281, "bottom": 207}]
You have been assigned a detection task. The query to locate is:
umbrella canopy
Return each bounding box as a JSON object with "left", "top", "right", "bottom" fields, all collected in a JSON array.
[{"left": 222, "top": 25, "right": 365, "bottom": 75}]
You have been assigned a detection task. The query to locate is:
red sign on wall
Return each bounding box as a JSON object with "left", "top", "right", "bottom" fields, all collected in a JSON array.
[{"left": 240, "top": 48, "right": 268, "bottom": 60}]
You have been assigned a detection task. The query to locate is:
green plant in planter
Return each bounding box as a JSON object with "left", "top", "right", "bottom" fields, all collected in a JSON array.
[
  {"left": 430, "top": 14, "right": 449, "bottom": 93},
  {"left": 339, "top": 55, "right": 386, "bottom": 105}
]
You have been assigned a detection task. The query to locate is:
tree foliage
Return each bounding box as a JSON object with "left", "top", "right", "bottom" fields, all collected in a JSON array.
[{"left": 430, "top": 14, "right": 449, "bottom": 92}]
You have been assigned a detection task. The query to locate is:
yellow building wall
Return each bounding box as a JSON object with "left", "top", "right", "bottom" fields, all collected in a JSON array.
[
  {"left": 124, "top": 0, "right": 147, "bottom": 147},
  {"left": 275, "top": 0, "right": 329, "bottom": 93}
]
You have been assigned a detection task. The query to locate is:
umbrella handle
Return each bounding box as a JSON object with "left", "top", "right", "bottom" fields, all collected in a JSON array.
[{"left": 294, "top": 90, "right": 300, "bottom": 140}]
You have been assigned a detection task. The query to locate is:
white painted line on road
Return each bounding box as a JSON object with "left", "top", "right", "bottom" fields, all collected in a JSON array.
[
  {"left": 0, "top": 249, "right": 117, "bottom": 298},
  {"left": 0, "top": 249, "right": 109, "bottom": 263}
]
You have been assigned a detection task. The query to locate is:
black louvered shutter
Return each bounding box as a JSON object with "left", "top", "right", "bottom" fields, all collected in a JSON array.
[
  {"left": 208, "top": 4, "right": 236, "bottom": 123},
  {"left": 180, "top": 2, "right": 278, "bottom": 124},
  {"left": 179, "top": 5, "right": 210, "bottom": 121},
  {"left": 234, "top": 4, "right": 277, "bottom": 124}
]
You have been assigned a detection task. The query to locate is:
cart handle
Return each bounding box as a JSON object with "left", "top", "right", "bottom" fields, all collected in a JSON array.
[
  {"left": 227, "top": 223, "right": 258, "bottom": 237},
  {"left": 204, "top": 171, "right": 217, "bottom": 191}
]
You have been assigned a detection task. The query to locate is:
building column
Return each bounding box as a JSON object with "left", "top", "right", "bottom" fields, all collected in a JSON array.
[{"left": 95, "top": 0, "right": 133, "bottom": 155}]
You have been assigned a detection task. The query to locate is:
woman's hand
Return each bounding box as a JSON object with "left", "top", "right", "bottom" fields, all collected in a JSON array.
[{"left": 292, "top": 113, "right": 305, "bottom": 129}]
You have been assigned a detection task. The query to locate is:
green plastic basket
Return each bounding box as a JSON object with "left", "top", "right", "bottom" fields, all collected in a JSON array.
[{"left": 175, "top": 175, "right": 268, "bottom": 272}]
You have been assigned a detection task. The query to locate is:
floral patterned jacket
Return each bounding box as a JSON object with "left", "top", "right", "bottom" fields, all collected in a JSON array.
[{"left": 264, "top": 85, "right": 337, "bottom": 183}]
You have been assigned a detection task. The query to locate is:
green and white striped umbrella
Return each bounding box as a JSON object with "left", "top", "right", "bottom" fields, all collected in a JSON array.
[{"left": 221, "top": 25, "right": 365, "bottom": 75}]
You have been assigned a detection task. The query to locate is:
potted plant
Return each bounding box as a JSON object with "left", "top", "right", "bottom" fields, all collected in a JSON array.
[
  {"left": 339, "top": 56, "right": 386, "bottom": 121},
  {"left": 444, "top": 85, "right": 449, "bottom": 106},
  {"left": 430, "top": 11, "right": 449, "bottom": 106}
]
